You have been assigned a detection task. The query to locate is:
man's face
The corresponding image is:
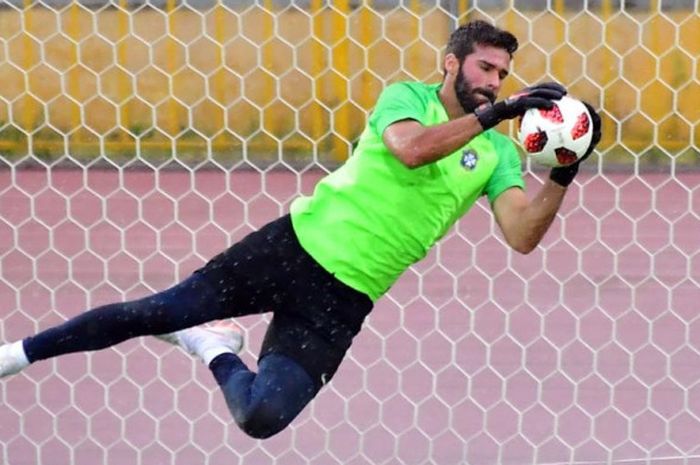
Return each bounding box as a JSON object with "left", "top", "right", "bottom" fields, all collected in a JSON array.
[{"left": 452, "top": 44, "right": 511, "bottom": 113}]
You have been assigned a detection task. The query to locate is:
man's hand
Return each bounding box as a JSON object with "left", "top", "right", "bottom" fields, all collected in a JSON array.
[
  {"left": 474, "top": 82, "right": 567, "bottom": 131},
  {"left": 549, "top": 101, "right": 602, "bottom": 187}
]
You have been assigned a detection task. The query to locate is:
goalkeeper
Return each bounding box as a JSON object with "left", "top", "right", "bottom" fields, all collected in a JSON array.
[{"left": 0, "top": 20, "right": 601, "bottom": 439}]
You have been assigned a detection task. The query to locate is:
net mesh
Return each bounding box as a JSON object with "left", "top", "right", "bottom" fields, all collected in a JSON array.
[{"left": 1, "top": 1, "right": 700, "bottom": 464}]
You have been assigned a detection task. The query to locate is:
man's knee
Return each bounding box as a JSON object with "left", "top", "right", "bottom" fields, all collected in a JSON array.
[
  {"left": 236, "top": 402, "right": 291, "bottom": 439},
  {"left": 224, "top": 353, "right": 317, "bottom": 439}
]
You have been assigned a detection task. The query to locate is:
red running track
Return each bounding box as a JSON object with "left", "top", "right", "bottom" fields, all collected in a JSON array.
[{"left": 1, "top": 168, "right": 699, "bottom": 465}]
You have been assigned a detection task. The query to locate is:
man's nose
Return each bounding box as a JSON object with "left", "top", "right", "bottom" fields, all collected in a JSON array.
[{"left": 487, "top": 73, "right": 502, "bottom": 92}]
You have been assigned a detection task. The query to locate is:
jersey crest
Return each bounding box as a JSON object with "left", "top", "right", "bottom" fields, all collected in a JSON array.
[{"left": 460, "top": 149, "right": 478, "bottom": 170}]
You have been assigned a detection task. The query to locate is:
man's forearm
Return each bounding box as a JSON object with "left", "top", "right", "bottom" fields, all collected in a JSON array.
[
  {"left": 516, "top": 180, "right": 567, "bottom": 252},
  {"left": 383, "top": 114, "right": 484, "bottom": 168}
]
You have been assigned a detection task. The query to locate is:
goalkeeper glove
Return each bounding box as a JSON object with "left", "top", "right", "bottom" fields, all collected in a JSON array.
[
  {"left": 549, "top": 101, "right": 602, "bottom": 187},
  {"left": 474, "top": 82, "right": 567, "bottom": 131}
]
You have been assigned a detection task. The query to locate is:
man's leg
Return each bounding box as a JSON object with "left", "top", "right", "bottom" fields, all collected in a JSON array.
[
  {"left": 0, "top": 272, "right": 239, "bottom": 378},
  {"left": 159, "top": 320, "right": 317, "bottom": 439},
  {"left": 211, "top": 352, "right": 318, "bottom": 439}
]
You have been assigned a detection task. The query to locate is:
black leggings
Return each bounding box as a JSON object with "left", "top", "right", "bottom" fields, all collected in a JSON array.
[
  {"left": 24, "top": 272, "right": 233, "bottom": 358},
  {"left": 23, "top": 215, "right": 373, "bottom": 438}
]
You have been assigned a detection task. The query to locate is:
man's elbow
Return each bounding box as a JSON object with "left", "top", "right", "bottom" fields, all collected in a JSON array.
[
  {"left": 401, "top": 155, "right": 425, "bottom": 169},
  {"left": 392, "top": 149, "right": 426, "bottom": 169},
  {"left": 509, "top": 238, "right": 538, "bottom": 255}
]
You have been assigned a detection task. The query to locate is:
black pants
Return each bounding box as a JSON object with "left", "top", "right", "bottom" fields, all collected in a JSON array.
[{"left": 23, "top": 215, "right": 373, "bottom": 437}]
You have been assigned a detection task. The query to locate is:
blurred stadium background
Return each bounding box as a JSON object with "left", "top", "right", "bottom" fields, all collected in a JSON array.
[
  {"left": 1, "top": 0, "right": 698, "bottom": 167},
  {"left": 1, "top": 1, "right": 700, "bottom": 464}
]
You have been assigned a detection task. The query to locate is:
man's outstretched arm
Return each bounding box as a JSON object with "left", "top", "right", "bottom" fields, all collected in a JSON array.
[{"left": 383, "top": 83, "right": 567, "bottom": 168}]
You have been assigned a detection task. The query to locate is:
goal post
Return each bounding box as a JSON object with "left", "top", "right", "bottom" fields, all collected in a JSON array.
[{"left": 1, "top": 1, "right": 699, "bottom": 464}]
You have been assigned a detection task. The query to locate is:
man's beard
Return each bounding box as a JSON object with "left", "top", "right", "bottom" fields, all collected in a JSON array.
[{"left": 454, "top": 71, "right": 496, "bottom": 114}]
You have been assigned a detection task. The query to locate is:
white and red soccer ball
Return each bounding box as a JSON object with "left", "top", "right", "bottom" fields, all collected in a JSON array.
[{"left": 517, "top": 95, "right": 594, "bottom": 168}]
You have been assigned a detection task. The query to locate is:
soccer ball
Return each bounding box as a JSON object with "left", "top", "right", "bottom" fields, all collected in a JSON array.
[{"left": 517, "top": 95, "right": 593, "bottom": 167}]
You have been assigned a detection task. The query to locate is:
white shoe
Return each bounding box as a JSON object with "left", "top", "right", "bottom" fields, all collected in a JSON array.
[
  {"left": 0, "top": 341, "right": 30, "bottom": 378},
  {"left": 155, "top": 321, "right": 243, "bottom": 365}
]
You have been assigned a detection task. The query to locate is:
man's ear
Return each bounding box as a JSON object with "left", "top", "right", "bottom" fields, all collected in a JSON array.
[{"left": 444, "top": 53, "right": 459, "bottom": 77}]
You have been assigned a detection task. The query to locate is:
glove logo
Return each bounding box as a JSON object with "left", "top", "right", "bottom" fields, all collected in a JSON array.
[{"left": 460, "top": 150, "right": 478, "bottom": 170}]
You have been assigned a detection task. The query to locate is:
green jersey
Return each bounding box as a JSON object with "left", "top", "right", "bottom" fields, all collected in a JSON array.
[{"left": 290, "top": 81, "right": 524, "bottom": 301}]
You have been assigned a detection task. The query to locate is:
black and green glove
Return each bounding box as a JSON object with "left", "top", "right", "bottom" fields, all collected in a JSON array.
[
  {"left": 549, "top": 102, "right": 602, "bottom": 187},
  {"left": 474, "top": 82, "right": 567, "bottom": 131}
]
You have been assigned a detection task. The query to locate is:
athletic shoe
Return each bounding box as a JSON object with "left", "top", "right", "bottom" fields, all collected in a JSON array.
[
  {"left": 0, "top": 341, "right": 30, "bottom": 379},
  {"left": 155, "top": 321, "right": 243, "bottom": 365}
]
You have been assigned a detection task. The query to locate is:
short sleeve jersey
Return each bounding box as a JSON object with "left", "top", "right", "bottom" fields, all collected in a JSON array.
[{"left": 290, "top": 81, "right": 524, "bottom": 301}]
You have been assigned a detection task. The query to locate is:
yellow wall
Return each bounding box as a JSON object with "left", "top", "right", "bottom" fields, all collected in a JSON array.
[{"left": 0, "top": 4, "right": 698, "bottom": 165}]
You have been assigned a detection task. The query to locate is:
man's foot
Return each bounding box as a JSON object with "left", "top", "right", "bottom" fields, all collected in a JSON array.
[
  {"left": 0, "top": 341, "right": 30, "bottom": 379},
  {"left": 155, "top": 321, "right": 244, "bottom": 365}
]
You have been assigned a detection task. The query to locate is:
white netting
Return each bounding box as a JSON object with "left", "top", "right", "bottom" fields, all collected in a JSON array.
[{"left": 1, "top": 1, "right": 699, "bottom": 464}]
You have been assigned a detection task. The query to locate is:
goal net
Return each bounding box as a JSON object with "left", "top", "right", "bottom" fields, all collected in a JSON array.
[{"left": 1, "top": 1, "right": 699, "bottom": 464}]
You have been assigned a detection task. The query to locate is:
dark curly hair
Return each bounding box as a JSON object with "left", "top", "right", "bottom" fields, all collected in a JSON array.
[{"left": 445, "top": 20, "right": 519, "bottom": 62}]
